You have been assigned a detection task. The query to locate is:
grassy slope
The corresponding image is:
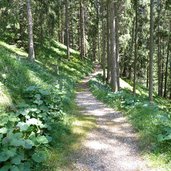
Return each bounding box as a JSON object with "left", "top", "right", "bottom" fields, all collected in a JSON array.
[
  {"left": 89, "top": 74, "right": 171, "bottom": 171},
  {"left": 0, "top": 40, "right": 96, "bottom": 170}
]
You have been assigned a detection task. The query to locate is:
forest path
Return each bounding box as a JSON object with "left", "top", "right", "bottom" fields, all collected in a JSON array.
[{"left": 70, "top": 68, "right": 156, "bottom": 171}]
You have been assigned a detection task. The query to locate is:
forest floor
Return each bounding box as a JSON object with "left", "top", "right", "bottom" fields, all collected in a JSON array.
[{"left": 67, "top": 68, "right": 160, "bottom": 171}]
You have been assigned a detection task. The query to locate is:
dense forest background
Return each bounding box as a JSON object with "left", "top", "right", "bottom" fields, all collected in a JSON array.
[
  {"left": 0, "top": 0, "right": 171, "bottom": 100},
  {"left": 0, "top": 0, "right": 171, "bottom": 170}
]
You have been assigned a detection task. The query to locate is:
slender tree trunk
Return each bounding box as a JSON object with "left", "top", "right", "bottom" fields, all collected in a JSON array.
[
  {"left": 129, "top": 19, "right": 135, "bottom": 80},
  {"left": 102, "top": 18, "right": 106, "bottom": 82},
  {"left": 97, "top": 0, "right": 100, "bottom": 62},
  {"left": 61, "top": 5, "right": 65, "bottom": 44},
  {"left": 65, "top": 0, "right": 70, "bottom": 59},
  {"left": 110, "top": 1, "right": 118, "bottom": 92},
  {"left": 106, "top": 0, "right": 111, "bottom": 83},
  {"left": 164, "top": 21, "right": 171, "bottom": 97},
  {"left": 70, "top": 17, "right": 74, "bottom": 49},
  {"left": 27, "top": 0, "right": 35, "bottom": 61},
  {"left": 149, "top": 0, "right": 154, "bottom": 102},
  {"left": 92, "top": 40, "right": 97, "bottom": 61},
  {"left": 115, "top": 2, "right": 120, "bottom": 90},
  {"left": 19, "top": 0, "right": 24, "bottom": 47},
  {"left": 80, "top": 0, "right": 85, "bottom": 59},
  {"left": 146, "top": 65, "right": 149, "bottom": 88},
  {"left": 157, "top": 1, "right": 162, "bottom": 96},
  {"left": 133, "top": 1, "right": 138, "bottom": 96}
]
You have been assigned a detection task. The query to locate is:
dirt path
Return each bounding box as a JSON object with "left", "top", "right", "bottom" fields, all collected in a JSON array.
[{"left": 70, "top": 71, "right": 157, "bottom": 171}]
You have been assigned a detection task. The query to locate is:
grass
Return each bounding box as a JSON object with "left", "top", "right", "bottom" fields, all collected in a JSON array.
[
  {"left": 0, "top": 40, "right": 93, "bottom": 170},
  {"left": 89, "top": 74, "right": 171, "bottom": 171},
  {"left": 41, "top": 103, "right": 96, "bottom": 171}
]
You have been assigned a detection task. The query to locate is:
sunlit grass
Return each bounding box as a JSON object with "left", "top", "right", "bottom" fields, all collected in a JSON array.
[
  {"left": 0, "top": 82, "right": 12, "bottom": 108},
  {"left": 41, "top": 105, "right": 96, "bottom": 171},
  {"left": 0, "top": 40, "right": 27, "bottom": 57},
  {"left": 0, "top": 39, "right": 93, "bottom": 170}
]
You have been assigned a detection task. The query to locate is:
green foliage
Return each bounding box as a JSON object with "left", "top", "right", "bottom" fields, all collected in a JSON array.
[
  {"left": 0, "top": 41, "right": 93, "bottom": 169},
  {"left": 89, "top": 75, "right": 171, "bottom": 168}
]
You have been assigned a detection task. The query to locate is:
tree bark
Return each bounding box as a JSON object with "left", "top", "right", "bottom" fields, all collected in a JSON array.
[
  {"left": 115, "top": 2, "right": 120, "bottom": 91},
  {"left": 80, "top": 0, "right": 85, "bottom": 59},
  {"left": 149, "top": 0, "right": 154, "bottom": 102},
  {"left": 164, "top": 21, "right": 171, "bottom": 97},
  {"left": 106, "top": 0, "right": 111, "bottom": 83},
  {"left": 133, "top": 1, "right": 138, "bottom": 96},
  {"left": 102, "top": 15, "right": 106, "bottom": 82},
  {"left": 65, "top": 0, "right": 70, "bottom": 59},
  {"left": 157, "top": 0, "right": 162, "bottom": 96},
  {"left": 27, "top": 0, "right": 35, "bottom": 61},
  {"left": 110, "top": 1, "right": 118, "bottom": 92}
]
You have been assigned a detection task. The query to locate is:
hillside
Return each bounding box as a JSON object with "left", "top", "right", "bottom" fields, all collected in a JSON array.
[{"left": 0, "top": 40, "right": 93, "bottom": 170}]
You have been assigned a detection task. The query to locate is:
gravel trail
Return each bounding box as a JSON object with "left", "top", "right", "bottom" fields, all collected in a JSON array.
[{"left": 71, "top": 71, "right": 157, "bottom": 171}]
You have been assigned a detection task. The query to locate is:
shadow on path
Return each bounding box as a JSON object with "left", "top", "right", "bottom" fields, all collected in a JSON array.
[{"left": 70, "top": 71, "right": 157, "bottom": 171}]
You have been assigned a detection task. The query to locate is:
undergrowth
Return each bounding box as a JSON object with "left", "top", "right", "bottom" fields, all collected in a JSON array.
[
  {"left": 0, "top": 40, "right": 93, "bottom": 170},
  {"left": 89, "top": 74, "right": 171, "bottom": 170}
]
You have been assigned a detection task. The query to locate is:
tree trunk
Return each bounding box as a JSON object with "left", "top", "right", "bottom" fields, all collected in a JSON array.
[
  {"left": 27, "top": 0, "right": 35, "bottom": 61},
  {"left": 97, "top": 0, "right": 100, "bottom": 62},
  {"left": 102, "top": 17, "right": 106, "bottom": 82},
  {"left": 65, "top": 0, "right": 70, "bottom": 59},
  {"left": 149, "top": 0, "right": 154, "bottom": 102},
  {"left": 110, "top": 1, "right": 118, "bottom": 92},
  {"left": 157, "top": 1, "right": 162, "bottom": 96},
  {"left": 19, "top": 0, "right": 25, "bottom": 47},
  {"left": 164, "top": 21, "right": 171, "bottom": 97},
  {"left": 80, "top": 0, "right": 85, "bottom": 59},
  {"left": 61, "top": 5, "right": 65, "bottom": 44},
  {"left": 106, "top": 0, "right": 111, "bottom": 83},
  {"left": 133, "top": 1, "right": 138, "bottom": 96},
  {"left": 115, "top": 2, "right": 120, "bottom": 91},
  {"left": 129, "top": 19, "right": 135, "bottom": 80}
]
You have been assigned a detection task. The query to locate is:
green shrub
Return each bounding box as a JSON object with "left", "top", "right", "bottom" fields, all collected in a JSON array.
[{"left": 0, "top": 40, "right": 93, "bottom": 170}]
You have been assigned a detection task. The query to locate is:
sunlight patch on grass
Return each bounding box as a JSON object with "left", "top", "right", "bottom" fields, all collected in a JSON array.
[
  {"left": 42, "top": 111, "right": 96, "bottom": 171},
  {"left": 52, "top": 40, "right": 80, "bottom": 55},
  {"left": 120, "top": 78, "right": 132, "bottom": 90},
  {"left": 28, "top": 70, "right": 49, "bottom": 86},
  {"left": 144, "top": 153, "right": 171, "bottom": 171},
  {"left": 0, "top": 41, "right": 27, "bottom": 57},
  {"left": 120, "top": 78, "right": 148, "bottom": 96},
  {"left": 0, "top": 82, "right": 12, "bottom": 108}
]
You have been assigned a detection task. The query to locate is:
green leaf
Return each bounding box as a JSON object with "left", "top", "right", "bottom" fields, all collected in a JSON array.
[
  {"left": 11, "top": 155, "right": 22, "bottom": 165},
  {"left": 0, "top": 148, "right": 16, "bottom": 162},
  {"left": 16, "top": 122, "right": 29, "bottom": 131},
  {"left": 26, "top": 86, "right": 37, "bottom": 92},
  {"left": 36, "top": 136, "right": 49, "bottom": 144},
  {"left": 0, "top": 127, "right": 7, "bottom": 134},
  {"left": 18, "top": 162, "right": 31, "bottom": 171},
  {"left": 0, "top": 134, "right": 3, "bottom": 140},
  {"left": 164, "top": 134, "right": 171, "bottom": 141},
  {"left": 0, "top": 165, "right": 11, "bottom": 171},
  {"left": 6, "top": 148, "right": 17, "bottom": 157},
  {"left": 0, "top": 152, "right": 10, "bottom": 162},
  {"left": 10, "top": 134, "right": 24, "bottom": 147},
  {"left": 32, "top": 151, "right": 47, "bottom": 163},
  {"left": 10, "top": 165, "right": 20, "bottom": 171},
  {"left": 23, "top": 139, "right": 34, "bottom": 149},
  {"left": 34, "top": 99, "right": 43, "bottom": 105},
  {"left": 157, "top": 134, "right": 164, "bottom": 142},
  {"left": 19, "top": 109, "right": 30, "bottom": 116},
  {"left": 39, "top": 89, "right": 50, "bottom": 95},
  {"left": 35, "top": 94, "right": 41, "bottom": 99}
]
